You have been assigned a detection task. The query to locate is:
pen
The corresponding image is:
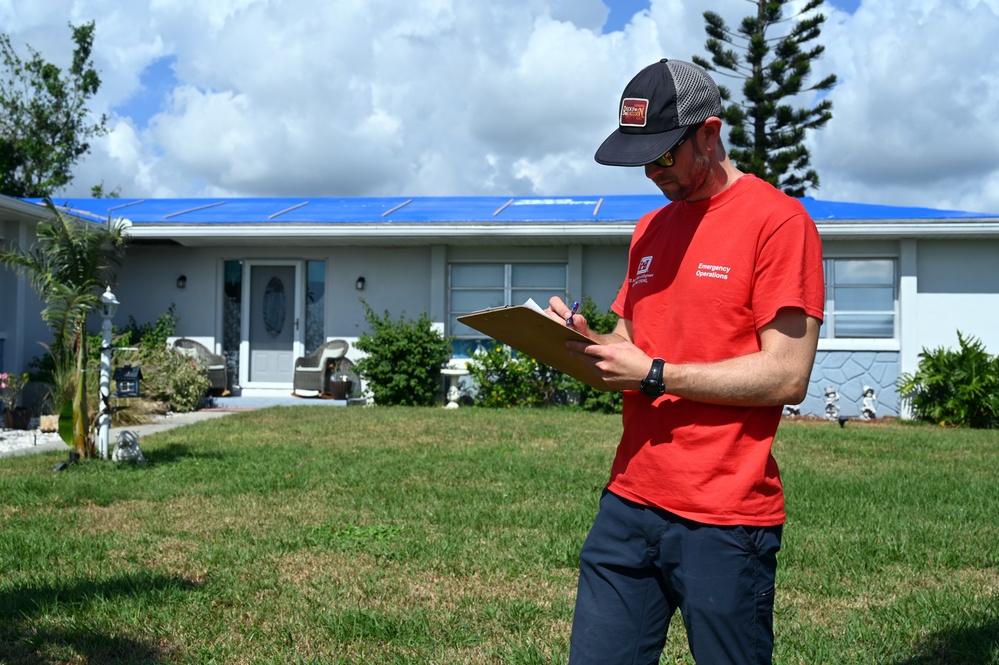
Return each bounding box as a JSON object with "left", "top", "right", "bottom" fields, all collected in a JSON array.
[{"left": 566, "top": 300, "right": 579, "bottom": 326}]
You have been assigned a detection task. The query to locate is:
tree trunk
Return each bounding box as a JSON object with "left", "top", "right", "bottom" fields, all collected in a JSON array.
[{"left": 72, "top": 327, "right": 94, "bottom": 458}]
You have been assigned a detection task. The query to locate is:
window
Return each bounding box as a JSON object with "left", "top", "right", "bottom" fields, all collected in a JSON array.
[
  {"left": 304, "top": 260, "right": 326, "bottom": 354},
  {"left": 449, "top": 262, "right": 567, "bottom": 356},
  {"left": 822, "top": 258, "right": 896, "bottom": 338},
  {"left": 222, "top": 260, "right": 243, "bottom": 375}
]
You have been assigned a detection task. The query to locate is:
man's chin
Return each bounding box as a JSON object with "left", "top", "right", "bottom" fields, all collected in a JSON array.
[{"left": 654, "top": 182, "right": 683, "bottom": 202}]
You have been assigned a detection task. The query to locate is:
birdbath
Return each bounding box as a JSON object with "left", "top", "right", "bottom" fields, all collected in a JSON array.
[{"left": 440, "top": 366, "right": 469, "bottom": 408}]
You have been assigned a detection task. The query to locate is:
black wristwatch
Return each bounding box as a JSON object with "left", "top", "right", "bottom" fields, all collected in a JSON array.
[{"left": 639, "top": 358, "right": 666, "bottom": 398}]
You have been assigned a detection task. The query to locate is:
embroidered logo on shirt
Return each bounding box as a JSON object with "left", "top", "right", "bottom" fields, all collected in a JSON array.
[{"left": 631, "top": 255, "right": 654, "bottom": 286}]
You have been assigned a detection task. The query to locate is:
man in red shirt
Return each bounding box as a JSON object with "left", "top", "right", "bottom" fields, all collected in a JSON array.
[{"left": 548, "top": 59, "right": 824, "bottom": 664}]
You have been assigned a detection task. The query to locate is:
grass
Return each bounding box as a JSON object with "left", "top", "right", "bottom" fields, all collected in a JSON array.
[{"left": 0, "top": 408, "right": 996, "bottom": 664}]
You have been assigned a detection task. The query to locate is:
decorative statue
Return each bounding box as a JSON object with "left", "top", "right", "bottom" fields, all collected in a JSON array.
[
  {"left": 447, "top": 382, "right": 461, "bottom": 406},
  {"left": 824, "top": 385, "right": 840, "bottom": 421},
  {"left": 861, "top": 386, "right": 877, "bottom": 420},
  {"left": 112, "top": 430, "right": 146, "bottom": 464}
]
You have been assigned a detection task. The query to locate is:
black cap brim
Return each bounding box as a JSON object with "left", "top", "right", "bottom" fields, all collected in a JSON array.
[{"left": 594, "top": 125, "right": 688, "bottom": 167}]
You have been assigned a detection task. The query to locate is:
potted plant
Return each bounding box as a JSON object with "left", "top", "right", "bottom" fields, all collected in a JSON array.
[
  {"left": 0, "top": 372, "right": 31, "bottom": 430},
  {"left": 326, "top": 358, "right": 355, "bottom": 400}
]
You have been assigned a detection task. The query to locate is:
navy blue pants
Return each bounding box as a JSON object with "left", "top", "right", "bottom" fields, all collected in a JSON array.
[{"left": 568, "top": 490, "right": 782, "bottom": 665}]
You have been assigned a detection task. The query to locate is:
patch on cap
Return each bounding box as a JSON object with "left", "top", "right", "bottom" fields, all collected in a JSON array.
[{"left": 620, "top": 98, "right": 649, "bottom": 128}]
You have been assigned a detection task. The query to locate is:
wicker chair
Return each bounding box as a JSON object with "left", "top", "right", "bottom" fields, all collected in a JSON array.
[
  {"left": 172, "top": 338, "right": 229, "bottom": 395},
  {"left": 293, "top": 339, "right": 349, "bottom": 396}
]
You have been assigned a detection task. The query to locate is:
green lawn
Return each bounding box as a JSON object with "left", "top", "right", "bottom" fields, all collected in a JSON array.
[{"left": 1, "top": 408, "right": 996, "bottom": 664}]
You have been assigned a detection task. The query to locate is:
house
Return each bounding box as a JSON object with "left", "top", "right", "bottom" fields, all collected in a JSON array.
[{"left": 3, "top": 194, "right": 998, "bottom": 418}]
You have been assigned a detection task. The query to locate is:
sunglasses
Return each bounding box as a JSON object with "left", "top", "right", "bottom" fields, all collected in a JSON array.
[{"left": 651, "top": 123, "right": 702, "bottom": 168}]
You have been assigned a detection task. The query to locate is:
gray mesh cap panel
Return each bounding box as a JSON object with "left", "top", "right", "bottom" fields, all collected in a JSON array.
[{"left": 666, "top": 60, "right": 723, "bottom": 126}]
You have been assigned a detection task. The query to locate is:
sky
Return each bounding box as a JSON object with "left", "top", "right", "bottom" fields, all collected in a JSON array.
[{"left": 2, "top": 0, "right": 999, "bottom": 213}]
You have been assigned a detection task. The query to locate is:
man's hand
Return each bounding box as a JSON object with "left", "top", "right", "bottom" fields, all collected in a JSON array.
[
  {"left": 551, "top": 313, "right": 650, "bottom": 391},
  {"left": 566, "top": 336, "right": 652, "bottom": 391},
  {"left": 546, "top": 296, "right": 590, "bottom": 336}
]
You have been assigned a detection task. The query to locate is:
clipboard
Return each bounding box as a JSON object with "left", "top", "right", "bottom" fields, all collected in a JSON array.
[{"left": 457, "top": 304, "right": 610, "bottom": 391}]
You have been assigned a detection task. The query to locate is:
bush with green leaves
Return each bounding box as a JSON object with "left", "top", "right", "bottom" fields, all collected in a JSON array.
[
  {"left": 561, "top": 298, "right": 623, "bottom": 414},
  {"left": 121, "top": 347, "right": 210, "bottom": 413},
  {"left": 30, "top": 305, "right": 208, "bottom": 416},
  {"left": 466, "top": 343, "right": 569, "bottom": 408},
  {"left": 467, "top": 296, "right": 623, "bottom": 412},
  {"left": 91, "top": 305, "right": 209, "bottom": 413},
  {"left": 121, "top": 303, "right": 179, "bottom": 351},
  {"left": 353, "top": 302, "right": 451, "bottom": 406},
  {"left": 897, "top": 331, "right": 999, "bottom": 429}
]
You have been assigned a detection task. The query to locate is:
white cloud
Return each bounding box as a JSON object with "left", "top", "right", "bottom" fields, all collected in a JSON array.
[
  {"left": 5, "top": 0, "right": 999, "bottom": 213},
  {"left": 809, "top": 0, "right": 999, "bottom": 210}
]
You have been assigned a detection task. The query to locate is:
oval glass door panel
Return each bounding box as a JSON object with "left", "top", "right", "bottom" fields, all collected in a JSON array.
[{"left": 263, "top": 276, "right": 286, "bottom": 336}]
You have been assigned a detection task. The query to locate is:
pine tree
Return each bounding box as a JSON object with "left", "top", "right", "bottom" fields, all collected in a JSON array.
[{"left": 693, "top": 0, "right": 836, "bottom": 197}]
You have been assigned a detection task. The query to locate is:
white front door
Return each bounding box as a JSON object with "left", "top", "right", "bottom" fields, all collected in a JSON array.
[{"left": 246, "top": 263, "right": 300, "bottom": 385}]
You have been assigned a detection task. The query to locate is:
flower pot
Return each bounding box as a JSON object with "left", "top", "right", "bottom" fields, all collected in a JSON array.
[
  {"left": 2, "top": 407, "right": 32, "bottom": 430},
  {"left": 39, "top": 415, "right": 59, "bottom": 433},
  {"left": 327, "top": 380, "right": 353, "bottom": 400}
]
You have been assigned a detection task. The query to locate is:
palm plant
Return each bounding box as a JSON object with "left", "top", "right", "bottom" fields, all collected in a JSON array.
[{"left": 0, "top": 199, "right": 127, "bottom": 457}]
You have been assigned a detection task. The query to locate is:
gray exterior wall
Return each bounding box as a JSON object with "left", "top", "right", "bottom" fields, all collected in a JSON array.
[
  {"left": 4, "top": 207, "right": 998, "bottom": 419},
  {"left": 1, "top": 219, "right": 50, "bottom": 377},
  {"left": 805, "top": 351, "right": 900, "bottom": 419},
  {"left": 580, "top": 245, "right": 630, "bottom": 310},
  {"left": 913, "top": 240, "right": 999, "bottom": 351}
]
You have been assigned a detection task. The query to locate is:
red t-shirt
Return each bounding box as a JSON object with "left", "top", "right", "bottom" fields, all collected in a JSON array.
[{"left": 609, "top": 175, "right": 825, "bottom": 526}]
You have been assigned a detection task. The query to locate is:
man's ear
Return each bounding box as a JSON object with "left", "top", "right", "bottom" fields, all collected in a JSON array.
[{"left": 700, "top": 117, "right": 723, "bottom": 152}]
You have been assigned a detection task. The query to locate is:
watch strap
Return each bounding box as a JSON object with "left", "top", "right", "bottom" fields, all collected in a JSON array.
[{"left": 640, "top": 358, "right": 666, "bottom": 397}]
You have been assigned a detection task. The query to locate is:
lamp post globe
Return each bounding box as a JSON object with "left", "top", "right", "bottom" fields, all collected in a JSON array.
[{"left": 100, "top": 286, "right": 119, "bottom": 320}]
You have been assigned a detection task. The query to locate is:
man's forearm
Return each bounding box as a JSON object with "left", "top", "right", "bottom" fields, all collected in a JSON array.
[
  {"left": 663, "top": 350, "right": 808, "bottom": 407},
  {"left": 662, "top": 313, "right": 820, "bottom": 407}
]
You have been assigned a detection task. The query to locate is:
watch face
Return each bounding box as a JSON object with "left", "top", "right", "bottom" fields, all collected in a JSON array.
[
  {"left": 640, "top": 378, "right": 664, "bottom": 397},
  {"left": 641, "top": 359, "right": 665, "bottom": 397}
]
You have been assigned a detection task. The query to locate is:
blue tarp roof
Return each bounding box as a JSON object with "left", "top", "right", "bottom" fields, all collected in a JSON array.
[{"left": 30, "top": 195, "right": 996, "bottom": 225}]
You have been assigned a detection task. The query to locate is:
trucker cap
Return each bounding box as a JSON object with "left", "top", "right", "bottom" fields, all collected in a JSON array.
[{"left": 595, "top": 58, "right": 722, "bottom": 166}]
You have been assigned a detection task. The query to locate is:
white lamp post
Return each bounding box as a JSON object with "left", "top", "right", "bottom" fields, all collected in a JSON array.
[{"left": 97, "top": 286, "right": 119, "bottom": 459}]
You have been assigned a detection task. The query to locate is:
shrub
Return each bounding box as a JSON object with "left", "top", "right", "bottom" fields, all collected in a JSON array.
[
  {"left": 0, "top": 371, "right": 28, "bottom": 410},
  {"left": 353, "top": 302, "right": 451, "bottom": 406},
  {"left": 27, "top": 305, "right": 209, "bottom": 419},
  {"left": 561, "top": 298, "right": 623, "bottom": 414},
  {"left": 466, "top": 343, "right": 568, "bottom": 408},
  {"left": 121, "top": 304, "right": 179, "bottom": 350},
  {"left": 121, "top": 347, "right": 210, "bottom": 413},
  {"left": 466, "top": 296, "right": 623, "bottom": 412},
  {"left": 897, "top": 331, "right": 999, "bottom": 429}
]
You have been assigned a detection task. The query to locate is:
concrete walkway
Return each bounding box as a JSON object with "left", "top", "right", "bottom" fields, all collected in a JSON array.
[{"left": 0, "top": 390, "right": 347, "bottom": 459}]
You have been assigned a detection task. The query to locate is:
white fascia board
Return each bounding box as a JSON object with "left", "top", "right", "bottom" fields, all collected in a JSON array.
[
  {"left": 120, "top": 219, "right": 999, "bottom": 243},
  {"left": 815, "top": 219, "right": 999, "bottom": 238},
  {"left": 123, "top": 223, "right": 639, "bottom": 240},
  {"left": 0, "top": 196, "right": 50, "bottom": 223}
]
